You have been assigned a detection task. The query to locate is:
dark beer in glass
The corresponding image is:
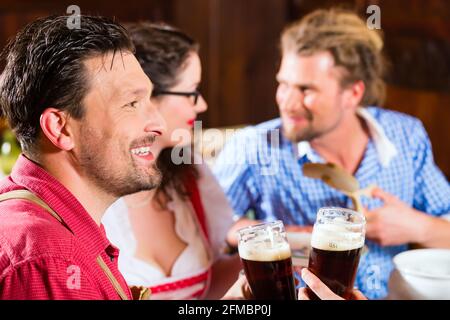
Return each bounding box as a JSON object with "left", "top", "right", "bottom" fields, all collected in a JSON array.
[
  {"left": 307, "top": 207, "right": 366, "bottom": 300},
  {"left": 238, "top": 221, "right": 297, "bottom": 300}
]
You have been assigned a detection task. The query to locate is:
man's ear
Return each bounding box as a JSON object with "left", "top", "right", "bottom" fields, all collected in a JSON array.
[
  {"left": 39, "top": 108, "right": 75, "bottom": 151},
  {"left": 344, "top": 80, "right": 365, "bottom": 109}
]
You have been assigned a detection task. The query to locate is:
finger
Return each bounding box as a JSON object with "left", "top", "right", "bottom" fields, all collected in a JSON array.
[
  {"left": 297, "top": 288, "right": 311, "bottom": 300},
  {"left": 361, "top": 206, "right": 368, "bottom": 215},
  {"left": 364, "top": 218, "right": 379, "bottom": 239},
  {"left": 351, "top": 290, "right": 368, "bottom": 300},
  {"left": 242, "top": 282, "right": 254, "bottom": 300},
  {"left": 361, "top": 208, "right": 381, "bottom": 242},
  {"left": 286, "top": 225, "right": 313, "bottom": 233},
  {"left": 223, "top": 274, "right": 252, "bottom": 300},
  {"left": 359, "top": 184, "right": 377, "bottom": 198},
  {"left": 365, "top": 221, "right": 375, "bottom": 235},
  {"left": 371, "top": 187, "right": 396, "bottom": 203},
  {"left": 364, "top": 226, "right": 383, "bottom": 246},
  {"left": 363, "top": 207, "right": 376, "bottom": 223},
  {"left": 301, "top": 269, "right": 343, "bottom": 300}
]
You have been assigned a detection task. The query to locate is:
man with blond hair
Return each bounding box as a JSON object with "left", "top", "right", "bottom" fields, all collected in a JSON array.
[{"left": 214, "top": 9, "right": 450, "bottom": 299}]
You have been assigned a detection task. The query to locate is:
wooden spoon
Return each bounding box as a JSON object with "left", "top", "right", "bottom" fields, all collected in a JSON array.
[{"left": 303, "top": 162, "right": 376, "bottom": 213}]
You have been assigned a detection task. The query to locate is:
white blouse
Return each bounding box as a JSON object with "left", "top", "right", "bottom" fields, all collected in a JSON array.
[{"left": 102, "top": 161, "right": 234, "bottom": 299}]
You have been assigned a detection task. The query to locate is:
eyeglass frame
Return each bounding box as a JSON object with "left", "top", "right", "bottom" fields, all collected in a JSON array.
[{"left": 152, "top": 89, "right": 201, "bottom": 105}]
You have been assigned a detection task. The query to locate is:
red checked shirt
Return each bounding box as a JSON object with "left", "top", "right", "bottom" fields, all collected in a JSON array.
[{"left": 0, "top": 155, "right": 132, "bottom": 300}]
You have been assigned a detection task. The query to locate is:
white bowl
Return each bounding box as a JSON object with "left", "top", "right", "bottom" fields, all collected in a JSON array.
[{"left": 388, "top": 249, "right": 450, "bottom": 300}]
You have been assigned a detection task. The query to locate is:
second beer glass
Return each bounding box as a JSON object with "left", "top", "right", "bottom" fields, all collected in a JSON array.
[
  {"left": 307, "top": 207, "right": 366, "bottom": 299},
  {"left": 238, "top": 220, "right": 297, "bottom": 300}
]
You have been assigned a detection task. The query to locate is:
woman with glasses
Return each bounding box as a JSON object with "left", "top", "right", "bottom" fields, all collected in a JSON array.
[{"left": 102, "top": 22, "right": 241, "bottom": 300}]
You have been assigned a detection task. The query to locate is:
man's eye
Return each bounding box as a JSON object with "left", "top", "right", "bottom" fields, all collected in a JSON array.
[
  {"left": 125, "top": 101, "right": 138, "bottom": 108},
  {"left": 299, "top": 86, "right": 313, "bottom": 94}
]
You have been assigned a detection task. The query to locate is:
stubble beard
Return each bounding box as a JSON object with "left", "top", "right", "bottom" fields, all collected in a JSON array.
[
  {"left": 79, "top": 139, "right": 162, "bottom": 199},
  {"left": 282, "top": 121, "right": 320, "bottom": 143}
]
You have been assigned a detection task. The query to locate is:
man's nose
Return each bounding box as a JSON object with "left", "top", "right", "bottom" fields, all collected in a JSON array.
[
  {"left": 144, "top": 100, "right": 166, "bottom": 135},
  {"left": 280, "top": 88, "right": 303, "bottom": 112}
]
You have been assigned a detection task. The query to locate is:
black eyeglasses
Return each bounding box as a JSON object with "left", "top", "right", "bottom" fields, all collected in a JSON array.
[{"left": 152, "top": 89, "right": 201, "bottom": 105}]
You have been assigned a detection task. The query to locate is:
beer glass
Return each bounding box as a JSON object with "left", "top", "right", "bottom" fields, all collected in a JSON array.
[
  {"left": 237, "top": 220, "right": 297, "bottom": 300},
  {"left": 307, "top": 207, "right": 366, "bottom": 299}
]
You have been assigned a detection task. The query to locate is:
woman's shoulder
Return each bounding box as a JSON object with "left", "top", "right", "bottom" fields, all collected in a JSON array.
[
  {"left": 102, "top": 197, "right": 129, "bottom": 225},
  {"left": 101, "top": 197, "right": 136, "bottom": 254}
]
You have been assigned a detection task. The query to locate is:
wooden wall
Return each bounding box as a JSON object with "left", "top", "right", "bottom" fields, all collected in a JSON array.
[{"left": 0, "top": 0, "right": 449, "bottom": 177}]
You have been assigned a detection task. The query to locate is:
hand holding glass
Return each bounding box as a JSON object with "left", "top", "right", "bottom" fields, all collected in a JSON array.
[
  {"left": 237, "top": 220, "right": 297, "bottom": 300},
  {"left": 307, "top": 207, "right": 366, "bottom": 299}
]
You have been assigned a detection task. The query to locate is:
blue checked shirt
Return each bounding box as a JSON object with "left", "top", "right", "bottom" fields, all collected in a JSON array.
[{"left": 213, "top": 106, "right": 450, "bottom": 299}]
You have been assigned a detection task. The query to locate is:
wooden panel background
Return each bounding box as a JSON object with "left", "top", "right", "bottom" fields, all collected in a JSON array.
[{"left": 0, "top": 0, "right": 449, "bottom": 177}]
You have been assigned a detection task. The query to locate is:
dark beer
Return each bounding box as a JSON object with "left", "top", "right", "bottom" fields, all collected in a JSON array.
[
  {"left": 307, "top": 246, "right": 363, "bottom": 299},
  {"left": 307, "top": 207, "right": 366, "bottom": 300},
  {"left": 238, "top": 220, "right": 297, "bottom": 300},
  {"left": 241, "top": 255, "right": 297, "bottom": 300}
]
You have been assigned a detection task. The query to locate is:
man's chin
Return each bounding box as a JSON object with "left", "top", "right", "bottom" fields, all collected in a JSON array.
[
  {"left": 116, "top": 165, "right": 162, "bottom": 196},
  {"left": 282, "top": 121, "right": 319, "bottom": 143},
  {"left": 283, "top": 126, "right": 303, "bottom": 143},
  {"left": 117, "top": 178, "right": 161, "bottom": 198},
  {"left": 140, "top": 166, "right": 162, "bottom": 188}
]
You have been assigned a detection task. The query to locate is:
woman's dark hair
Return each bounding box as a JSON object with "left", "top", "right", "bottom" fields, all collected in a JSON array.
[
  {"left": 0, "top": 15, "right": 134, "bottom": 158},
  {"left": 125, "top": 22, "right": 200, "bottom": 208}
]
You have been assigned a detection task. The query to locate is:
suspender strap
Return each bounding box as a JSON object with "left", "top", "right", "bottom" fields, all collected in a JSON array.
[
  {"left": 181, "top": 174, "right": 213, "bottom": 299},
  {"left": 0, "top": 189, "right": 130, "bottom": 300},
  {"left": 184, "top": 175, "right": 209, "bottom": 241},
  {"left": 0, "top": 189, "right": 65, "bottom": 225},
  {"left": 96, "top": 256, "right": 129, "bottom": 300}
]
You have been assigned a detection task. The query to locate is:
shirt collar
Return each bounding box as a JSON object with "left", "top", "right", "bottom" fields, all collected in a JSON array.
[
  {"left": 10, "top": 154, "right": 113, "bottom": 255},
  {"left": 296, "top": 107, "right": 398, "bottom": 167}
]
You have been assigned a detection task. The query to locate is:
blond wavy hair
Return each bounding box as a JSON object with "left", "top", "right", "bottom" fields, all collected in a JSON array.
[{"left": 281, "top": 9, "right": 386, "bottom": 106}]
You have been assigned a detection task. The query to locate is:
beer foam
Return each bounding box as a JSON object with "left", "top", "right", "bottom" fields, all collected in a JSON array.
[
  {"left": 310, "top": 223, "right": 364, "bottom": 251},
  {"left": 239, "top": 241, "right": 292, "bottom": 262}
]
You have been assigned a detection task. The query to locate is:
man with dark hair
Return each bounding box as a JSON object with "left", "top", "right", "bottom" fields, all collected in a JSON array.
[
  {"left": 0, "top": 15, "right": 164, "bottom": 299},
  {"left": 214, "top": 9, "right": 450, "bottom": 299}
]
